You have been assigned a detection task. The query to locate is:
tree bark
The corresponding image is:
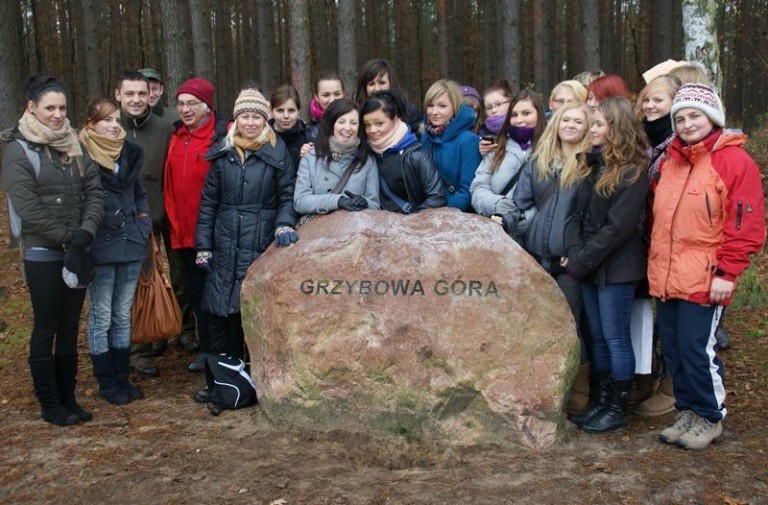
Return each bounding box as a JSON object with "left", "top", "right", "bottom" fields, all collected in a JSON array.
[
  {"left": 580, "top": 0, "right": 600, "bottom": 72},
  {"left": 157, "top": 0, "right": 193, "bottom": 99},
  {"left": 681, "top": 0, "right": 721, "bottom": 90},
  {"left": 650, "top": 0, "right": 674, "bottom": 65},
  {"left": 289, "top": 0, "right": 311, "bottom": 120},
  {"left": 189, "top": 0, "right": 214, "bottom": 78},
  {"left": 533, "top": 0, "right": 552, "bottom": 93},
  {"left": 78, "top": 0, "right": 102, "bottom": 100},
  {"left": 501, "top": 0, "right": 520, "bottom": 87},
  {"left": 0, "top": 0, "right": 22, "bottom": 128},
  {"left": 213, "top": 1, "right": 233, "bottom": 112},
  {"left": 337, "top": 0, "right": 356, "bottom": 96},
  {"left": 436, "top": 0, "right": 449, "bottom": 79}
]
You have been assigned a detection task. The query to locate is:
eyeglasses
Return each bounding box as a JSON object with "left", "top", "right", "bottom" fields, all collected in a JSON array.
[
  {"left": 175, "top": 100, "right": 203, "bottom": 110},
  {"left": 484, "top": 100, "right": 510, "bottom": 113}
]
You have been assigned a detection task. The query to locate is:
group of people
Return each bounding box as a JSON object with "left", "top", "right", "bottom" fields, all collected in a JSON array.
[{"left": 2, "top": 57, "right": 764, "bottom": 452}]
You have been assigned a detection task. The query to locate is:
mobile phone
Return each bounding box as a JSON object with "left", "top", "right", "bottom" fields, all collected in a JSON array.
[{"left": 481, "top": 135, "right": 496, "bottom": 143}]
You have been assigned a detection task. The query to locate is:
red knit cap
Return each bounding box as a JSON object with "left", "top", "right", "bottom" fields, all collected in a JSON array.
[{"left": 176, "top": 77, "right": 215, "bottom": 109}]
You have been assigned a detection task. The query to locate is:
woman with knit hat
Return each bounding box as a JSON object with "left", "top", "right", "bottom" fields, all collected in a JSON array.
[
  {"left": 649, "top": 84, "right": 765, "bottom": 450},
  {"left": 294, "top": 98, "right": 379, "bottom": 216},
  {"left": 195, "top": 88, "right": 298, "bottom": 393},
  {"left": 80, "top": 98, "right": 150, "bottom": 406},
  {"left": 1, "top": 75, "right": 103, "bottom": 426}
]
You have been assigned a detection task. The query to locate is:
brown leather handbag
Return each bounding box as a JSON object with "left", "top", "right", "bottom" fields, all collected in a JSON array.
[{"left": 131, "top": 233, "right": 182, "bottom": 344}]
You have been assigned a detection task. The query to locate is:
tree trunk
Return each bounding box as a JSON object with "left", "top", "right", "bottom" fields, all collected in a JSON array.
[
  {"left": 501, "top": 0, "right": 520, "bottom": 87},
  {"left": 681, "top": 0, "right": 721, "bottom": 90},
  {"left": 337, "top": 0, "right": 356, "bottom": 96},
  {"left": 213, "top": 1, "right": 233, "bottom": 112},
  {"left": 650, "top": 0, "right": 674, "bottom": 65},
  {"left": 255, "top": 0, "right": 279, "bottom": 92},
  {"left": 580, "top": 0, "right": 600, "bottom": 72},
  {"left": 157, "top": 0, "right": 193, "bottom": 99},
  {"left": 0, "top": 0, "right": 22, "bottom": 128},
  {"left": 289, "top": 0, "right": 311, "bottom": 120},
  {"left": 436, "top": 0, "right": 449, "bottom": 78},
  {"left": 533, "top": 0, "right": 552, "bottom": 93},
  {"left": 78, "top": 0, "right": 102, "bottom": 100},
  {"left": 189, "top": 0, "right": 214, "bottom": 78}
]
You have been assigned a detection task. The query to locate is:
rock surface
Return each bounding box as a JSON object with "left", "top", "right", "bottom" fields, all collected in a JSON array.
[{"left": 241, "top": 208, "right": 579, "bottom": 449}]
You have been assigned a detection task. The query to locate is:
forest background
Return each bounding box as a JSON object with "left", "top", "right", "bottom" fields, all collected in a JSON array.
[{"left": 0, "top": 0, "right": 766, "bottom": 133}]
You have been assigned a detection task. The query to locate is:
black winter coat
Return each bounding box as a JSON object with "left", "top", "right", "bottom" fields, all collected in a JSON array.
[
  {"left": 196, "top": 138, "right": 297, "bottom": 316},
  {"left": 565, "top": 153, "right": 649, "bottom": 285},
  {"left": 90, "top": 140, "right": 151, "bottom": 265},
  {"left": 270, "top": 119, "right": 309, "bottom": 173},
  {"left": 373, "top": 143, "right": 446, "bottom": 213}
]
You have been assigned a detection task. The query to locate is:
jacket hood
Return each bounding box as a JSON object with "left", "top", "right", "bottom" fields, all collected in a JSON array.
[
  {"left": 426, "top": 104, "right": 477, "bottom": 144},
  {"left": 668, "top": 128, "right": 746, "bottom": 165}
]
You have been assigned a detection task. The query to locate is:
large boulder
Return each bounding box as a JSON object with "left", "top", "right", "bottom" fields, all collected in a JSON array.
[{"left": 241, "top": 208, "right": 579, "bottom": 450}]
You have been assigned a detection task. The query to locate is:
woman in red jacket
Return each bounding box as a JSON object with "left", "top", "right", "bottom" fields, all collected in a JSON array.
[{"left": 649, "top": 84, "right": 765, "bottom": 450}]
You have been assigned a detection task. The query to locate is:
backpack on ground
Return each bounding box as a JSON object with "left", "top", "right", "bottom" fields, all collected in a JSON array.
[{"left": 206, "top": 354, "right": 257, "bottom": 410}]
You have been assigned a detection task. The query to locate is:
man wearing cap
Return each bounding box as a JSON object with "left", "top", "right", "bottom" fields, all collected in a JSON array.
[
  {"left": 114, "top": 70, "right": 175, "bottom": 377},
  {"left": 139, "top": 68, "right": 179, "bottom": 122},
  {"left": 164, "top": 77, "right": 229, "bottom": 401}
]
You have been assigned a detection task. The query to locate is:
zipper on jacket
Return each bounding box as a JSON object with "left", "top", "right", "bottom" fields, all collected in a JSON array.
[
  {"left": 736, "top": 200, "right": 743, "bottom": 230},
  {"left": 705, "top": 192, "right": 713, "bottom": 226},
  {"left": 399, "top": 151, "right": 415, "bottom": 212}
]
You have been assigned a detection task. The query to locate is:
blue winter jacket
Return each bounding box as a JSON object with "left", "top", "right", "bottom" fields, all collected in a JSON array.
[{"left": 422, "top": 104, "right": 481, "bottom": 211}]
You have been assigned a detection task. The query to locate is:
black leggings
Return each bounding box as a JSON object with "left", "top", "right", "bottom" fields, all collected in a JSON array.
[
  {"left": 176, "top": 248, "right": 211, "bottom": 353},
  {"left": 24, "top": 260, "right": 86, "bottom": 359}
]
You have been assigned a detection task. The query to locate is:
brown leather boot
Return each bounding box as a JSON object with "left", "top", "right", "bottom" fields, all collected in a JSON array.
[
  {"left": 566, "top": 363, "right": 591, "bottom": 414},
  {"left": 629, "top": 374, "right": 657, "bottom": 405},
  {"left": 633, "top": 375, "right": 675, "bottom": 417}
]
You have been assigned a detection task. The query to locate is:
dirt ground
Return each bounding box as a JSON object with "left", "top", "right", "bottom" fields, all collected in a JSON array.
[{"left": 0, "top": 243, "right": 766, "bottom": 505}]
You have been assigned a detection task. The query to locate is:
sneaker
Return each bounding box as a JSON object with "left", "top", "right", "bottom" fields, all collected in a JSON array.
[
  {"left": 677, "top": 415, "right": 723, "bottom": 450},
  {"left": 659, "top": 410, "right": 696, "bottom": 445}
]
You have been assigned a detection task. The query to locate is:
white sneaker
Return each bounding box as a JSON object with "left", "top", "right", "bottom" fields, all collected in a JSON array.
[
  {"left": 677, "top": 415, "right": 723, "bottom": 450},
  {"left": 659, "top": 410, "right": 696, "bottom": 445}
]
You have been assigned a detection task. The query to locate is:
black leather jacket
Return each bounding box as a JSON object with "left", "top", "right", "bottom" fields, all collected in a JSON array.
[{"left": 374, "top": 142, "right": 446, "bottom": 213}]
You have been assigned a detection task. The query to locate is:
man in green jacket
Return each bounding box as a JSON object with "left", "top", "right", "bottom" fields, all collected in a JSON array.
[
  {"left": 139, "top": 67, "right": 179, "bottom": 122},
  {"left": 115, "top": 70, "right": 197, "bottom": 375}
]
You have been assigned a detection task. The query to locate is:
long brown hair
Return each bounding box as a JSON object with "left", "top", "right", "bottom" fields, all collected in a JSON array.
[
  {"left": 489, "top": 89, "right": 546, "bottom": 173},
  {"left": 563, "top": 97, "right": 648, "bottom": 197}
]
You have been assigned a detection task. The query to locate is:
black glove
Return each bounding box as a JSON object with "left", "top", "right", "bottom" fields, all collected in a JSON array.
[
  {"left": 274, "top": 226, "right": 299, "bottom": 247},
  {"left": 66, "top": 229, "right": 94, "bottom": 249},
  {"left": 63, "top": 245, "right": 95, "bottom": 286},
  {"left": 499, "top": 209, "right": 522, "bottom": 234},
  {"left": 338, "top": 191, "right": 368, "bottom": 211}
]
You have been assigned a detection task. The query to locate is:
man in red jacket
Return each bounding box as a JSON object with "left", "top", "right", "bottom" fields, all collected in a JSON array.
[{"left": 164, "top": 77, "right": 227, "bottom": 401}]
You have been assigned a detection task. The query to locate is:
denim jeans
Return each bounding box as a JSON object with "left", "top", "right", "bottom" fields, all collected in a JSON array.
[
  {"left": 581, "top": 281, "right": 637, "bottom": 381},
  {"left": 24, "top": 259, "right": 86, "bottom": 360},
  {"left": 87, "top": 261, "right": 142, "bottom": 354}
]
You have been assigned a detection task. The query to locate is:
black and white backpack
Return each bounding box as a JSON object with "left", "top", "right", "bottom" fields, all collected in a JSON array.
[{"left": 206, "top": 354, "right": 257, "bottom": 410}]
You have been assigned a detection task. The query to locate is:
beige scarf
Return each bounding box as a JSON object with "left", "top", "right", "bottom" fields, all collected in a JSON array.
[
  {"left": 368, "top": 118, "right": 408, "bottom": 154},
  {"left": 234, "top": 128, "right": 276, "bottom": 163},
  {"left": 18, "top": 110, "right": 83, "bottom": 160},
  {"left": 79, "top": 126, "right": 126, "bottom": 172}
]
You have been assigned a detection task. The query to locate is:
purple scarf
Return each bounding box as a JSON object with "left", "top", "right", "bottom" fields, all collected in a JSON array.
[{"left": 507, "top": 125, "right": 536, "bottom": 151}]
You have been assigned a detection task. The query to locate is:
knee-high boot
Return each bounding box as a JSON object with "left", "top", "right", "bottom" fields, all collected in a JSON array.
[
  {"left": 90, "top": 351, "right": 130, "bottom": 405},
  {"left": 113, "top": 347, "right": 144, "bottom": 400},
  {"left": 55, "top": 352, "right": 92, "bottom": 422},
  {"left": 29, "top": 356, "right": 79, "bottom": 426}
]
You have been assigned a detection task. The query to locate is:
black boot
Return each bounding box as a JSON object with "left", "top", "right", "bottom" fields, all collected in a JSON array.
[
  {"left": 579, "top": 379, "right": 633, "bottom": 433},
  {"left": 90, "top": 351, "right": 130, "bottom": 405},
  {"left": 568, "top": 371, "right": 610, "bottom": 427},
  {"left": 28, "top": 357, "right": 80, "bottom": 426},
  {"left": 113, "top": 347, "right": 144, "bottom": 401},
  {"left": 55, "top": 352, "right": 92, "bottom": 422}
]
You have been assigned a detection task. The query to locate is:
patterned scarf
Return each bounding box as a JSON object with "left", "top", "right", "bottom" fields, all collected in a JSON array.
[
  {"left": 425, "top": 120, "right": 450, "bottom": 137},
  {"left": 18, "top": 110, "right": 83, "bottom": 161}
]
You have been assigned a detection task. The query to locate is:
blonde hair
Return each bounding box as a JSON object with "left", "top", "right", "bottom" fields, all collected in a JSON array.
[
  {"left": 562, "top": 97, "right": 648, "bottom": 197},
  {"left": 635, "top": 75, "right": 681, "bottom": 119},
  {"left": 533, "top": 102, "right": 591, "bottom": 181},
  {"left": 424, "top": 79, "right": 462, "bottom": 118},
  {"left": 549, "top": 80, "right": 588, "bottom": 104},
  {"left": 223, "top": 118, "right": 274, "bottom": 150},
  {"left": 669, "top": 64, "right": 710, "bottom": 86}
]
